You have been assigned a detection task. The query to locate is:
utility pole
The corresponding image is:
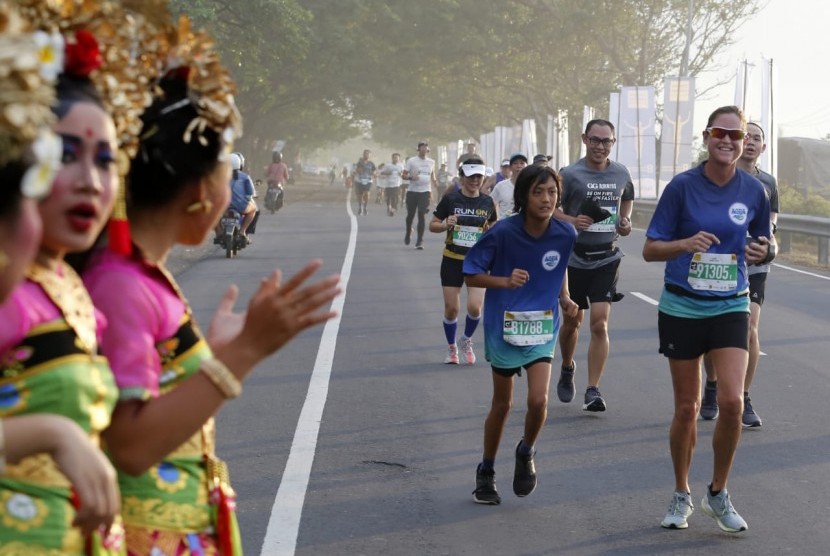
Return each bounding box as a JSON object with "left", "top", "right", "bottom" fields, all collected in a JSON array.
[{"left": 679, "top": 0, "right": 694, "bottom": 77}]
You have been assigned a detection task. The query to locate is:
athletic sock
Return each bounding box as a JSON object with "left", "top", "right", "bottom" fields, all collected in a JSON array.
[
  {"left": 464, "top": 314, "right": 481, "bottom": 339},
  {"left": 518, "top": 439, "right": 534, "bottom": 456},
  {"left": 443, "top": 318, "right": 458, "bottom": 346},
  {"left": 706, "top": 380, "right": 717, "bottom": 388},
  {"left": 480, "top": 459, "right": 495, "bottom": 471}
]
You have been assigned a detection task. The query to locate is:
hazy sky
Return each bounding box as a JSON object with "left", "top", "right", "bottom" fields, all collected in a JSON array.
[{"left": 695, "top": 0, "right": 827, "bottom": 139}]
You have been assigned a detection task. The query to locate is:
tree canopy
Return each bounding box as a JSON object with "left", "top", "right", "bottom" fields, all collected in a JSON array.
[{"left": 170, "top": 0, "right": 763, "bottom": 163}]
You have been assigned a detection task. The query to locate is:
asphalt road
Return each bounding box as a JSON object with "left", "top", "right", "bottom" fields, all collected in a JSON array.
[{"left": 170, "top": 177, "right": 830, "bottom": 555}]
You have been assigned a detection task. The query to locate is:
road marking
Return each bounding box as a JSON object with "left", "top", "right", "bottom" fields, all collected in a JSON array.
[
  {"left": 630, "top": 291, "right": 658, "bottom": 306},
  {"left": 260, "top": 192, "right": 358, "bottom": 556},
  {"left": 773, "top": 263, "right": 830, "bottom": 280}
]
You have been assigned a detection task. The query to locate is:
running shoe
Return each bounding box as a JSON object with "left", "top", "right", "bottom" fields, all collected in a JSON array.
[
  {"left": 701, "top": 487, "right": 748, "bottom": 533},
  {"left": 415, "top": 242, "right": 424, "bottom": 250},
  {"left": 444, "top": 344, "right": 459, "bottom": 365},
  {"left": 700, "top": 381, "right": 719, "bottom": 420},
  {"left": 513, "top": 441, "right": 537, "bottom": 497},
  {"left": 661, "top": 491, "right": 694, "bottom": 529},
  {"left": 404, "top": 230, "right": 411, "bottom": 245},
  {"left": 460, "top": 338, "right": 476, "bottom": 365},
  {"left": 556, "top": 362, "right": 575, "bottom": 403},
  {"left": 742, "top": 393, "right": 762, "bottom": 428},
  {"left": 473, "top": 465, "right": 501, "bottom": 505},
  {"left": 583, "top": 386, "right": 606, "bottom": 412}
]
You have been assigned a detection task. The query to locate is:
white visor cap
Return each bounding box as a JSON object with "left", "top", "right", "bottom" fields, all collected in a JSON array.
[{"left": 460, "top": 163, "right": 486, "bottom": 177}]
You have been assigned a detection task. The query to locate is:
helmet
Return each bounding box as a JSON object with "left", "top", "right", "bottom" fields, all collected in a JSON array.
[
  {"left": 229, "top": 153, "right": 242, "bottom": 170},
  {"left": 231, "top": 151, "right": 246, "bottom": 170}
]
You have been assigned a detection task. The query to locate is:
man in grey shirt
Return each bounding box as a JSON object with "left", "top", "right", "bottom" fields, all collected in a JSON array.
[
  {"left": 553, "top": 119, "right": 634, "bottom": 412},
  {"left": 699, "top": 121, "right": 779, "bottom": 427}
]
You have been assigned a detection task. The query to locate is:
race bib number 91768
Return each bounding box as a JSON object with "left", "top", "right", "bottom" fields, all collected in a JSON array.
[{"left": 503, "top": 310, "right": 554, "bottom": 346}]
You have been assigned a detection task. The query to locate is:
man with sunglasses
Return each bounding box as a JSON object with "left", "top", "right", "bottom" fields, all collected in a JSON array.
[
  {"left": 699, "top": 122, "right": 779, "bottom": 427},
  {"left": 553, "top": 119, "right": 634, "bottom": 412}
]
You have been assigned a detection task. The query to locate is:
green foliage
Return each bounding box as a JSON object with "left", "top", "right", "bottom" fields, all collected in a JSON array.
[
  {"left": 168, "top": 0, "right": 763, "bottom": 166},
  {"left": 778, "top": 180, "right": 830, "bottom": 217}
]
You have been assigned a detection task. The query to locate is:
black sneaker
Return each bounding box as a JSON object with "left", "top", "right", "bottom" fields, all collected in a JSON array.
[
  {"left": 557, "top": 362, "right": 575, "bottom": 403},
  {"left": 473, "top": 465, "right": 501, "bottom": 505},
  {"left": 415, "top": 242, "right": 424, "bottom": 250},
  {"left": 404, "top": 230, "right": 411, "bottom": 245},
  {"left": 700, "top": 381, "right": 719, "bottom": 420},
  {"left": 742, "top": 393, "right": 762, "bottom": 428},
  {"left": 583, "top": 386, "right": 606, "bottom": 412},
  {"left": 513, "top": 441, "right": 537, "bottom": 497}
]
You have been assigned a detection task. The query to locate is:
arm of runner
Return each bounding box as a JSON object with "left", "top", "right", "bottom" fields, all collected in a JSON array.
[
  {"left": 554, "top": 208, "right": 593, "bottom": 230},
  {"left": 643, "top": 231, "right": 720, "bottom": 262},
  {"left": 464, "top": 271, "right": 520, "bottom": 289},
  {"left": 429, "top": 213, "right": 457, "bottom": 233},
  {"left": 558, "top": 274, "right": 579, "bottom": 317},
  {"left": 616, "top": 199, "right": 633, "bottom": 236}
]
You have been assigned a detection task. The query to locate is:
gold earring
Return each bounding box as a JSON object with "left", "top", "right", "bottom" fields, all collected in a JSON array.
[{"left": 186, "top": 199, "right": 214, "bottom": 214}]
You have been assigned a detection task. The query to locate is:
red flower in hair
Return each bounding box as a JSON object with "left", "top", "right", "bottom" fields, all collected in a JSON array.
[{"left": 64, "top": 30, "right": 102, "bottom": 77}]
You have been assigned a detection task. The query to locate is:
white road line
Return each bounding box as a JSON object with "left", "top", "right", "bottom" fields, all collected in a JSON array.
[
  {"left": 772, "top": 262, "right": 830, "bottom": 280},
  {"left": 630, "top": 291, "right": 659, "bottom": 306},
  {"left": 260, "top": 193, "right": 358, "bottom": 556}
]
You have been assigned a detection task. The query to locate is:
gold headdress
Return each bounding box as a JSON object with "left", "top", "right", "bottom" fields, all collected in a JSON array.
[
  {"left": 159, "top": 15, "right": 243, "bottom": 152},
  {"left": 18, "top": 0, "right": 171, "bottom": 254},
  {"left": 0, "top": 2, "right": 60, "bottom": 198}
]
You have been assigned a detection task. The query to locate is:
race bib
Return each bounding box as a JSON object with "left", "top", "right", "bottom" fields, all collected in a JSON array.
[
  {"left": 687, "top": 252, "right": 738, "bottom": 291},
  {"left": 503, "top": 310, "right": 554, "bottom": 346},
  {"left": 452, "top": 225, "right": 483, "bottom": 248},
  {"left": 586, "top": 205, "right": 617, "bottom": 233}
]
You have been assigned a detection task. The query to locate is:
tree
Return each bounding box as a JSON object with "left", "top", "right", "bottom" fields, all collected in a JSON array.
[{"left": 168, "top": 0, "right": 764, "bottom": 163}]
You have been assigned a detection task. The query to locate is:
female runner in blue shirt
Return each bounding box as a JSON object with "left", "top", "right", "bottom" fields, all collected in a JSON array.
[{"left": 644, "top": 105, "right": 774, "bottom": 533}]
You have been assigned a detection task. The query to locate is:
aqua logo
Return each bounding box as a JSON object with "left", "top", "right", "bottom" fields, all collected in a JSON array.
[
  {"left": 542, "top": 250, "right": 561, "bottom": 270},
  {"left": 728, "top": 203, "right": 748, "bottom": 225}
]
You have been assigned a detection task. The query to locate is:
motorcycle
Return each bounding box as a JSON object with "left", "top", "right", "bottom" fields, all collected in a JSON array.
[
  {"left": 264, "top": 183, "right": 284, "bottom": 214},
  {"left": 216, "top": 209, "right": 249, "bottom": 258}
]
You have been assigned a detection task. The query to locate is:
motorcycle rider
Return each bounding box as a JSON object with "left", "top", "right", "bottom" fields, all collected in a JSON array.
[
  {"left": 215, "top": 152, "right": 257, "bottom": 243},
  {"left": 265, "top": 150, "right": 289, "bottom": 211}
]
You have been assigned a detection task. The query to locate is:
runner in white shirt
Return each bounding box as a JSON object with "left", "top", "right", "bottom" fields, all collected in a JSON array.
[
  {"left": 490, "top": 153, "right": 528, "bottom": 219},
  {"left": 404, "top": 141, "right": 437, "bottom": 249}
]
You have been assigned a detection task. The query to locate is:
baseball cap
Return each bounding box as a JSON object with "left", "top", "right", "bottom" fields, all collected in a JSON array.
[
  {"left": 533, "top": 154, "right": 552, "bottom": 164},
  {"left": 509, "top": 153, "right": 528, "bottom": 165},
  {"left": 417, "top": 141, "right": 429, "bottom": 148},
  {"left": 500, "top": 159, "right": 510, "bottom": 167}
]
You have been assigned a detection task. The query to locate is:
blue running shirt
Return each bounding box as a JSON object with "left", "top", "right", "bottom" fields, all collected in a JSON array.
[{"left": 463, "top": 215, "right": 576, "bottom": 368}]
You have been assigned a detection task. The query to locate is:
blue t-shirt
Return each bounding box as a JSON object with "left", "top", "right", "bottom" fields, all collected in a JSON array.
[
  {"left": 229, "top": 170, "right": 255, "bottom": 213},
  {"left": 463, "top": 215, "right": 576, "bottom": 368},
  {"left": 646, "top": 163, "right": 771, "bottom": 317}
]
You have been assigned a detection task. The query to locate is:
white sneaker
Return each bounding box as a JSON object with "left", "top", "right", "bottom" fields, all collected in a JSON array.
[
  {"left": 661, "top": 491, "right": 694, "bottom": 529},
  {"left": 461, "top": 338, "right": 476, "bottom": 365},
  {"left": 444, "top": 344, "right": 459, "bottom": 365}
]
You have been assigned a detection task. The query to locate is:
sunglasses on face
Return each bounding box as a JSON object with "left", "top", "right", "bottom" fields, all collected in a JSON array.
[{"left": 706, "top": 127, "right": 746, "bottom": 140}]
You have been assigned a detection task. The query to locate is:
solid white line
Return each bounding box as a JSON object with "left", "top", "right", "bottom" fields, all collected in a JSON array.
[
  {"left": 772, "top": 263, "right": 830, "bottom": 280},
  {"left": 630, "top": 291, "right": 659, "bottom": 306},
  {"left": 259, "top": 192, "right": 358, "bottom": 556}
]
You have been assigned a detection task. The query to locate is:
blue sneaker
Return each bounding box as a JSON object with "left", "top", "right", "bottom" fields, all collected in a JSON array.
[{"left": 701, "top": 487, "right": 748, "bottom": 533}]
